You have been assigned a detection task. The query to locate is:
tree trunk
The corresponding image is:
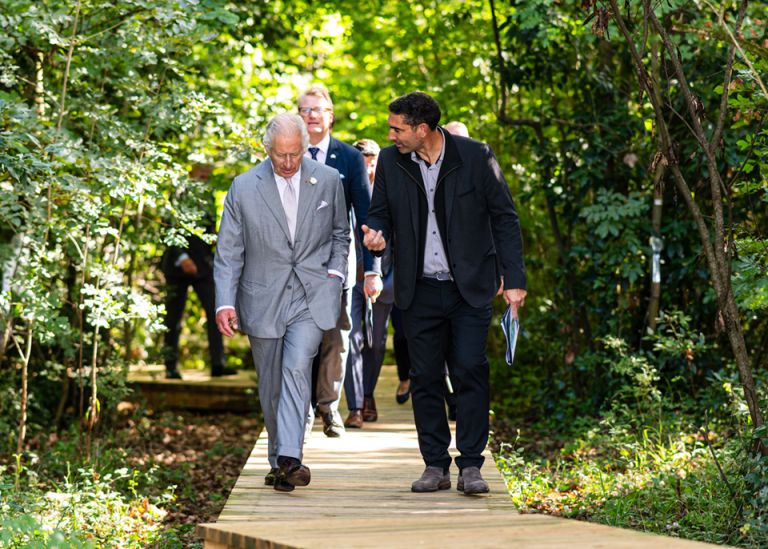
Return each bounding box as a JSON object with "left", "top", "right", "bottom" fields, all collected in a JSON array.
[{"left": 602, "top": 0, "right": 765, "bottom": 450}]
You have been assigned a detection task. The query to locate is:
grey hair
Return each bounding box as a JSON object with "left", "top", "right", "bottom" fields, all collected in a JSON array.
[{"left": 263, "top": 112, "right": 309, "bottom": 153}]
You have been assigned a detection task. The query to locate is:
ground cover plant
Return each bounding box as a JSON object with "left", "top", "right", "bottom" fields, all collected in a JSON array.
[
  {"left": 490, "top": 317, "right": 768, "bottom": 548},
  {"left": 0, "top": 408, "right": 260, "bottom": 548}
]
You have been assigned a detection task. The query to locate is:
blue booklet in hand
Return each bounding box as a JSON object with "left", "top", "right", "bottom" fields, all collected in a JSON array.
[{"left": 500, "top": 306, "right": 519, "bottom": 365}]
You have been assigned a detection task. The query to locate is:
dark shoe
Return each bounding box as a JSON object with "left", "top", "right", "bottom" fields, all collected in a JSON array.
[
  {"left": 211, "top": 366, "right": 237, "bottom": 377},
  {"left": 165, "top": 368, "right": 182, "bottom": 380},
  {"left": 273, "top": 477, "right": 295, "bottom": 492},
  {"left": 457, "top": 466, "right": 490, "bottom": 495},
  {"left": 362, "top": 397, "right": 378, "bottom": 422},
  {"left": 344, "top": 410, "right": 364, "bottom": 429},
  {"left": 396, "top": 380, "right": 410, "bottom": 404},
  {"left": 285, "top": 465, "right": 311, "bottom": 487},
  {"left": 275, "top": 457, "right": 311, "bottom": 492},
  {"left": 264, "top": 467, "right": 279, "bottom": 486},
  {"left": 411, "top": 466, "right": 451, "bottom": 492},
  {"left": 321, "top": 411, "right": 344, "bottom": 438}
]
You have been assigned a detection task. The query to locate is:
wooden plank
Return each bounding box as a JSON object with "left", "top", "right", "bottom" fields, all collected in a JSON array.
[
  {"left": 197, "top": 365, "right": 723, "bottom": 548},
  {"left": 126, "top": 364, "right": 258, "bottom": 412}
]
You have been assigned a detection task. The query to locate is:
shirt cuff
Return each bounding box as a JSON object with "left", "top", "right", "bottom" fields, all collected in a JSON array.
[
  {"left": 364, "top": 271, "right": 380, "bottom": 278},
  {"left": 328, "top": 269, "right": 345, "bottom": 284},
  {"left": 174, "top": 253, "right": 190, "bottom": 267},
  {"left": 216, "top": 305, "right": 235, "bottom": 314}
]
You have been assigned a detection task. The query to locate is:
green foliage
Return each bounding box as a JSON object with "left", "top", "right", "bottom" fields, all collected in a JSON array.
[
  {"left": 0, "top": 465, "right": 171, "bottom": 548},
  {"left": 497, "top": 407, "right": 768, "bottom": 547},
  {"left": 741, "top": 424, "right": 768, "bottom": 542}
]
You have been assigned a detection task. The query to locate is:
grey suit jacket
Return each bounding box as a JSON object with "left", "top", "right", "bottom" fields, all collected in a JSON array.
[{"left": 214, "top": 158, "right": 350, "bottom": 338}]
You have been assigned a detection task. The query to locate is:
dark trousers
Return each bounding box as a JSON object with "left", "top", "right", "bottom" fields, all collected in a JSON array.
[
  {"left": 164, "top": 276, "right": 224, "bottom": 373},
  {"left": 403, "top": 279, "right": 491, "bottom": 471},
  {"left": 390, "top": 306, "right": 411, "bottom": 382},
  {"left": 344, "top": 284, "right": 393, "bottom": 410}
]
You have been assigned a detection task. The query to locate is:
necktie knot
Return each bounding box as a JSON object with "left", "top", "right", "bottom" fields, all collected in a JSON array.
[{"left": 308, "top": 147, "right": 320, "bottom": 161}]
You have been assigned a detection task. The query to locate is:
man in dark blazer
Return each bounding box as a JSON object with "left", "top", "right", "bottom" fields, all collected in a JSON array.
[
  {"left": 343, "top": 139, "right": 394, "bottom": 428},
  {"left": 362, "top": 92, "right": 527, "bottom": 495},
  {"left": 161, "top": 167, "right": 235, "bottom": 380},
  {"left": 298, "top": 85, "right": 382, "bottom": 437}
]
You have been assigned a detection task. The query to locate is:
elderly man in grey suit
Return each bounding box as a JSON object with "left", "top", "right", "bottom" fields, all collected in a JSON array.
[{"left": 214, "top": 112, "right": 350, "bottom": 492}]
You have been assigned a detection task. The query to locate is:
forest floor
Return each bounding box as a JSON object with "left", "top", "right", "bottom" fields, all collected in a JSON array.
[{"left": 113, "top": 407, "right": 262, "bottom": 548}]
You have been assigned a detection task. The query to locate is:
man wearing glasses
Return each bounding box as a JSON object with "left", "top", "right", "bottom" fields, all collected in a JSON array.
[{"left": 297, "top": 84, "right": 382, "bottom": 438}]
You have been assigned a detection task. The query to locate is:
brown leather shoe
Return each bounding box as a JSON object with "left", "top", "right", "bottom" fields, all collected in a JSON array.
[
  {"left": 275, "top": 457, "right": 311, "bottom": 492},
  {"left": 284, "top": 464, "right": 311, "bottom": 487},
  {"left": 344, "top": 410, "right": 363, "bottom": 428},
  {"left": 362, "top": 396, "right": 378, "bottom": 422},
  {"left": 273, "top": 478, "right": 294, "bottom": 492}
]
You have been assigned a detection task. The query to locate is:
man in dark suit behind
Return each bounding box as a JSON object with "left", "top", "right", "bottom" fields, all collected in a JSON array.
[
  {"left": 343, "top": 139, "right": 394, "bottom": 428},
  {"left": 362, "top": 92, "right": 527, "bottom": 495},
  {"left": 161, "top": 167, "right": 235, "bottom": 379},
  {"left": 298, "top": 85, "right": 382, "bottom": 437}
]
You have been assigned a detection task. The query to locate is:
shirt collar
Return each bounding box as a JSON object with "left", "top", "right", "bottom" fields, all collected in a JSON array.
[
  {"left": 410, "top": 127, "right": 445, "bottom": 167},
  {"left": 272, "top": 167, "right": 302, "bottom": 185},
  {"left": 312, "top": 133, "right": 331, "bottom": 155}
]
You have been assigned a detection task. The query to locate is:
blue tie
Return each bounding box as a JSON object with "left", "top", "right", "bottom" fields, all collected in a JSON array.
[{"left": 308, "top": 147, "right": 320, "bottom": 160}]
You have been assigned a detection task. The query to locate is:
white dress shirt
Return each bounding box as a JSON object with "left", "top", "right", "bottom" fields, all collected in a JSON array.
[{"left": 304, "top": 133, "right": 331, "bottom": 164}]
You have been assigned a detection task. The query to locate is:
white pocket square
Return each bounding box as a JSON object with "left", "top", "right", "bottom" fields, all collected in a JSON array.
[{"left": 317, "top": 200, "right": 329, "bottom": 210}]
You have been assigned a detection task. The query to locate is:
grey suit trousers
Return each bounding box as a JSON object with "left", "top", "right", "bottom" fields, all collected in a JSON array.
[{"left": 249, "top": 276, "right": 323, "bottom": 467}]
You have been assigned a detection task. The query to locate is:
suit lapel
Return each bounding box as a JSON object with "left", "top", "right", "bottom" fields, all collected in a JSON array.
[
  {"left": 395, "top": 154, "right": 424, "bottom": 246},
  {"left": 294, "top": 158, "right": 318, "bottom": 240},
  {"left": 325, "top": 137, "right": 340, "bottom": 169},
  {"left": 253, "top": 159, "right": 292, "bottom": 242}
]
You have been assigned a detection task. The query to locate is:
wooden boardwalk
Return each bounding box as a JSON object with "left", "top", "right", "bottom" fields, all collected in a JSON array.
[
  {"left": 127, "top": 364, "right": 257, "bottom": 412},
  {"left": 197, "top": 365, "right": 719, "bottom": 548}
]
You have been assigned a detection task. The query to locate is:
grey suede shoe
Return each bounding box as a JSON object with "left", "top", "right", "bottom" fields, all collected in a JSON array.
[
  {"left": 411, "top": 466, "right": 451, "bottom": 492},
  {"left": 457, "top": 466, "right": 490, "bottom": 494}
]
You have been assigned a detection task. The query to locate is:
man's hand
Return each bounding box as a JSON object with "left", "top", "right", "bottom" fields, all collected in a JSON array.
[
  {"left": 363, "top": 274, "right": 383, "bottom": 303},
  {"left": 503, "top": 288, "right": 527, "bottom": 320},
  {"left": 180, "top": 258, "right": 198, "bottom": 276},
  {"left": 216, "top": 308, "right": 238, "bottom": 337},
  {"left": 361, "top": 224, "right": 386, "bottom": 252}
]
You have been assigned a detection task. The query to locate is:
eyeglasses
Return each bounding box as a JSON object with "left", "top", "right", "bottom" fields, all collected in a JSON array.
[{"left": 299, "top": 107, "right": 333, "bottom": 115}]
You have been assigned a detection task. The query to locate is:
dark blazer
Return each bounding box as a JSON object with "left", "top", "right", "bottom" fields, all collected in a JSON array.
[
  {"left": 326, "top": 136, "right": 379, "bottom": 276},
  {"left": 367, "top": 129, "right": 525, "bottom": 310},
  {"left": 161, "top": 214, "right": 216, "bottom": 281}
]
